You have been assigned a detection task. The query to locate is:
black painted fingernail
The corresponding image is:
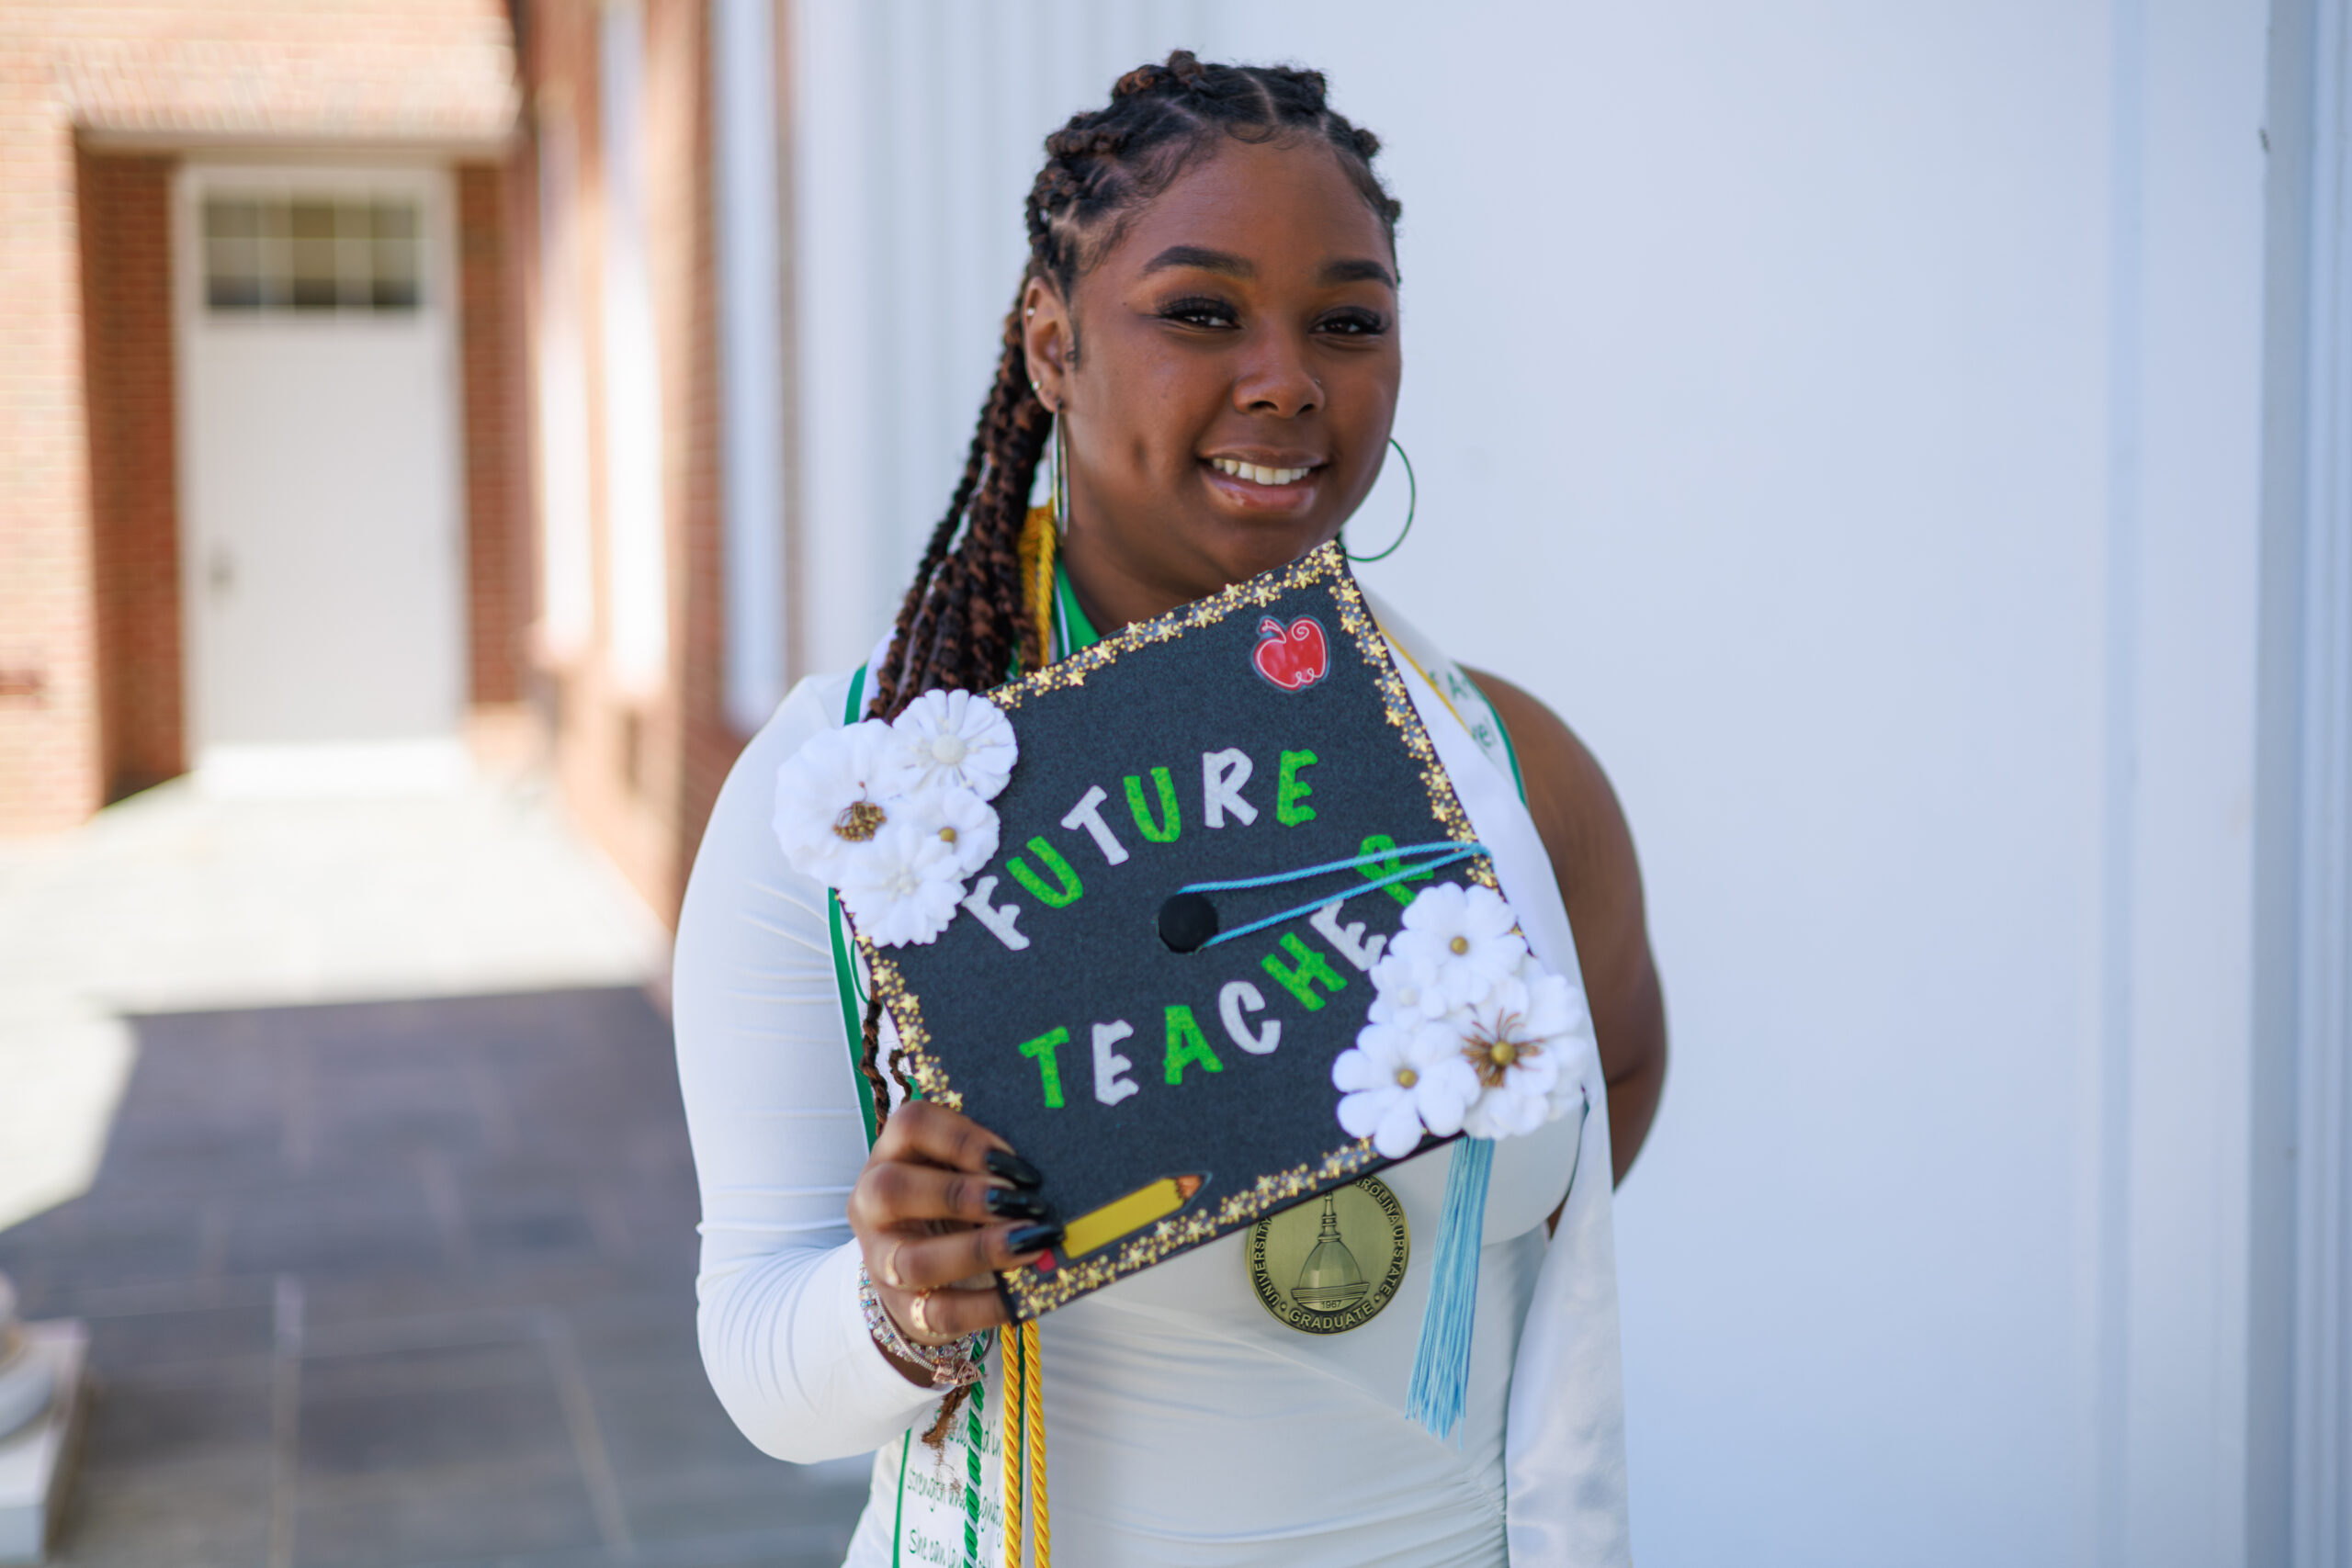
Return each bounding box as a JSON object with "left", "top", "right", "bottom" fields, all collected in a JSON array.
[
  {"left": 986, "top": 1187, "right": 1048, "bottom": 1220},
  {"left": 1004, "top": 1223, "right": 1063, "bottom": 1255},
  {"left": 985, "top": 1149, "right": 1044, "bottom": 1190}
]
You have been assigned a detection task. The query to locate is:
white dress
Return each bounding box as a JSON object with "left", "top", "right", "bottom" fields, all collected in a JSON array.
[{"left": 671, "top": 594, "right": 1633, "bottom": 1565}]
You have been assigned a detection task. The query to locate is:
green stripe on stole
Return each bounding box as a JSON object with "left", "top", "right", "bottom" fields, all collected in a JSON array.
[
  {"left": 834, "top": 662, "right": 990, "bottom": 1567},
  {"left": 828, "top": 665, "right": 881, "bottom": 1145}
]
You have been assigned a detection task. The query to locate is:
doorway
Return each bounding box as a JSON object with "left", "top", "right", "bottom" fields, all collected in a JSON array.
[{"left": 175, "top": 163, "right": 467, "bottom": 793}]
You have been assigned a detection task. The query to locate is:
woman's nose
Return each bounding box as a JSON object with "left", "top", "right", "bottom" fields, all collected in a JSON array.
[{"left": 1232, "top": 328, "right": 1321, "bottom": 418}]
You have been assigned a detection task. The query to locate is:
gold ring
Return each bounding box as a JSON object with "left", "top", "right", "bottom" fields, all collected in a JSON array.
[{"left": 909, "top": 1288, "right": 936, "bottom": 1340}]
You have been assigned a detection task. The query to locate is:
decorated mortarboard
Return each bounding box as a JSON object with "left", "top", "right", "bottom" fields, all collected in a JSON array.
[{"left": 772, "top": 540, "right": 1592, "bottom": 1439}]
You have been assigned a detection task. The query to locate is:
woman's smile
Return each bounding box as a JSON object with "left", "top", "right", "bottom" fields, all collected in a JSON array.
[{"left": 1201, "top": 452, "right": 1326, "bottom": 515}]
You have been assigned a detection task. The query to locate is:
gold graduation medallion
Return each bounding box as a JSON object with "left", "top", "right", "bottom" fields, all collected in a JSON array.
[{"left": 1246, "top": 1175, "right": 1409, "bottom": 1335}]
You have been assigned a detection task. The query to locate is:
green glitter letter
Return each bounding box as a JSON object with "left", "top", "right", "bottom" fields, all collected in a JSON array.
[
  {"left": 1124, "top": 767, "right": 1182, "bottom": 843},
  {"left": 1006, "top": 837, "right": 1084, "bottom": 908},
  {"left": 1359, "top": 832, "right": 1434, "bottom": 908},
  {"left": 1018, "top": 1026, "right": 1070, "bottom": 1109},
  {"left": 1162, "top": 1005, "right": 1225, "bottom": 1085},
  {"left": 1261, "top": 932, "right": 1349, "bottom": 1011},
  {"left": 1276, "top": 750, "right": 1319, "bottom": 826}
]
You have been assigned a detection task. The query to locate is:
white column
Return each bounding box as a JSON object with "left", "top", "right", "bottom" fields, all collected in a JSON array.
[
  {"left": 598, "top": 0, "right": 668, "bottom": 697},
  {"left": 2257, "top": 3, "right": 2352, "bottom": 1563},
  {"left": 535, "top": 96, "right": 594, "bottom": 662},
  {"left": 785, "top": 0, "right": 1211, "bottom": 678},
  {"left": 713, "top": 0, "right": 788, "bottom": 731}
]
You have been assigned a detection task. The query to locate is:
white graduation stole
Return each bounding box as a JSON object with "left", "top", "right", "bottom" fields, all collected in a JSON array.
[
  {"left": 868, "top": 1371, "right": 1005, "bottom": 1568},
  {"left": 1363, "top": 592, "right": 1525, "bottom": 803}
]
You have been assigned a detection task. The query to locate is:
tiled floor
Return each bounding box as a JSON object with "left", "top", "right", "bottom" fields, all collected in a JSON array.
[
  {"left": 0, "top": 773, "right": 669, "bottom": 1235},
  {"left": 0, "top": 987, "right": 869, "bottom": 1568}
]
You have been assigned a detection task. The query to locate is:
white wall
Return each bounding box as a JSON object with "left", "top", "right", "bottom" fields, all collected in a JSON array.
[
  {"left": 599, "top": 0, "right": 670, "bottom": 696},
  {"left": 714, "top": 0, "right": 791, "bottom": 732},
  {"left": 786, "top": 4, "right": 2301, "bottom": 1562},
  {"left": 789, "top": 0, "right": 1212, "bottom": 677}
]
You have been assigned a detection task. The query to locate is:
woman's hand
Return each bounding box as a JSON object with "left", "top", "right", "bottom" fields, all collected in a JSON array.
[{"left": 847, "top": 1100, "right": 1061, "bottom": 1383}]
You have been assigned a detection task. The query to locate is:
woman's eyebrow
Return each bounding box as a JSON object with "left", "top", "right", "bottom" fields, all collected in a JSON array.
[
  {"left": 1320, "top": 257, "right": 1396, "bottom": 288},
  {"left": 1141, "top": 244, "right": 1253, "bottom": 278}
]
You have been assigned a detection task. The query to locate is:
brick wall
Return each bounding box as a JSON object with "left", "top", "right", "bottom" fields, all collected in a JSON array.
[
  {"left": 524, "top": 0, "right": 741, "bottom": 925},
  {"left": 458, "top": 162, "right": 529, "bottom": 710},
  {"left": 78, "top": 151, "right": 184, "bottom": 802},
  {"left": 0, "top": 0, "right": 517, "bottom": 834},
  {"left": 0, "top": 36, "right": 102, "bottom": 830}
]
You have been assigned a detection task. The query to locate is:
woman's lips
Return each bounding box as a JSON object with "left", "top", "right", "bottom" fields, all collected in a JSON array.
[
  {"left": 1208, "top": 456, "right": 1315, "bottom": 486},
  {"left": 1198, "top": 456, "right": 1322, "bottom": 515}
]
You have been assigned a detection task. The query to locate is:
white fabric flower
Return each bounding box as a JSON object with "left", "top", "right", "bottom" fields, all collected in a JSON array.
[
  {"left": 772, "top": 719, "right": 896, "bottom": 886},
  {"left": 1521, "top": 967, "right": 1600, "bottom": 1120},
  {"left": 903, "top": 784, "right": 999, "bottom": 877},
  {"left": 1365, "top": 947, "right": 1451, "bottom": 1026},
  {"left": 1456, "top": 968, "right": 1570, "bottom": 1141},
  {"left": 883, "top": 689, "right": 1018, "bottom": 801},
  {"left": 835, "top": 818, "right": 967, "bottom": 947},
  {"left": 1332, "top": 1018, "right": 1481, "bottom": 1159},
  {"left": 1388, "top": 883, "right": 1528, "bottom": 1010}
]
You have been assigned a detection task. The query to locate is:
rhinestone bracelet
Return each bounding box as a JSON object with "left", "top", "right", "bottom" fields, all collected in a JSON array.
[{"left": 857, "top": 1260, "right": 985, "bottom": 1389}]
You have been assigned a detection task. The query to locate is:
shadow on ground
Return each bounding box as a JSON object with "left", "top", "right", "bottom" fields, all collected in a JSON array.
[{"left": 0, "top": 987, "right": 867, "bottom": 1568}]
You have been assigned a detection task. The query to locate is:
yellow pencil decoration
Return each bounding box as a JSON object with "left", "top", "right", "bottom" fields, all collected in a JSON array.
[{"left": 1059, "top": 1174, "right": 1204, "bottom": 1259}]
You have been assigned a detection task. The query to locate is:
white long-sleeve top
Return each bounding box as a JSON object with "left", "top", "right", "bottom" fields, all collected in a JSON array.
[{"left": 672, "top": 597, "right": 1632, "bottom": 1565}]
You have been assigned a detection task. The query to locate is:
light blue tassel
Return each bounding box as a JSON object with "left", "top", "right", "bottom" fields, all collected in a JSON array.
[{"left": 1408, "top": 1135, "right": 1494, "bottom": 1442}]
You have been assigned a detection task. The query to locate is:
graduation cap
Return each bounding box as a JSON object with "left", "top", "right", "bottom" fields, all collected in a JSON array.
[
  {"left": 778, "top": 541, "right": 1590, "bottom": 1439},
  {"left": 855, "top": 540, "right": 1509, "bottom": 1314}
]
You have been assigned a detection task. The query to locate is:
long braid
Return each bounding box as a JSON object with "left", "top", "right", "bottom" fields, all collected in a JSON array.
[{"left": 868, "top": 292, "right": 1050, "bottom": 724}]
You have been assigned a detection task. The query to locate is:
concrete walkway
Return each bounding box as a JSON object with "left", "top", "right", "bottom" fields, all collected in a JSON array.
[
  {"left": 0, "top": 773, "right": 669, "bottom": 1232},
  {"left": 1, "top": 988, "right": 870, "bottom": 1568},
  {"left": 0, "top": 773, "right": 871, "bottom": 1566}
]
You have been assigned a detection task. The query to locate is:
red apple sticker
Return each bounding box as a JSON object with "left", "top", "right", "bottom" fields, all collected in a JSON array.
[{"left": 1251, "top": 615, "right": 1331, "bottom": 692}]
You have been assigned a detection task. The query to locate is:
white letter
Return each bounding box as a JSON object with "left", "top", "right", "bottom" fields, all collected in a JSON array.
[
  {"left": 1308, "top": 901, "right": 1387, "bottom": 973},
  {"left": 1218, "top": 980, "right": 1281, "bottom": 1055},
  {"left": 1060, "top": 784, "right": 1130, "bottom": 865},
  {"left": 1092, "top": 1020, "right": 1140, "bottom": 1105},
  {"left": 1202, "top": 748, "right": 1258, "bottom": 828},
  {"left": 961, "top": 875, "right": 1029, "bottom": 951}
]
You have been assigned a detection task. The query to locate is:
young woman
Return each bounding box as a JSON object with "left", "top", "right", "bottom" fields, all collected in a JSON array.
[{"left": 674, "top": 53, "right": 1666, "bottom": 1566}]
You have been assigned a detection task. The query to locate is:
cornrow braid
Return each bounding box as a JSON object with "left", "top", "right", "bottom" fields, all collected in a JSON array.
[{"left": 856, "top": 51, "right": 1401, "bottom": 1132}]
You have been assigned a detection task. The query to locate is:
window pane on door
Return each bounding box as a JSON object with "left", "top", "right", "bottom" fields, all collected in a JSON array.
[{"left": 202, "top": 194, "right": 424, "bottom": 315}]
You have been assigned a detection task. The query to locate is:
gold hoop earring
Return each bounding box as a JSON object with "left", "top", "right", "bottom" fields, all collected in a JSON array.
[{"left": 1343, "top": 438, "right": 1416, "bottom": 563}]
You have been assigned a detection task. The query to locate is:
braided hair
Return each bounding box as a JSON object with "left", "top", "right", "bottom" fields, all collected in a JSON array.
[{"left": 862, "top": 50, "right": 1401, "bottom": 727}]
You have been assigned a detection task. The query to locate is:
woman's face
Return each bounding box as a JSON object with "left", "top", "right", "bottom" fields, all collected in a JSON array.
[{"left": 1023, "top": 135, "right": 1402, "bottom": 626}]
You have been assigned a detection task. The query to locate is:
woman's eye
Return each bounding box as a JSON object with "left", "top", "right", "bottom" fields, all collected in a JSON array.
[
  {"left": 1317, "top": 309, "right": 1388, "bottom": 338},
  {"left": 1157, "top": 296, "right": 1238, "bottom": 329}
]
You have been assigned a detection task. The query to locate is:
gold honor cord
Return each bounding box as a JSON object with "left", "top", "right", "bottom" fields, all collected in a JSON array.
[
  {"left": 1017, "top": 505, "right": 1057, "bottom": 670},
  {"left": 1001, "top": 507, "right": 1065, "bottom": 1568},
  {"left": 999, "top": 1326, "right": 1022, "bottom": 1566},
  {"left": 1025, "top": 1320, "right": 1048, "bottom": 1567},
  {"left": 1001, "top": 1320, "right": 1049, "bottom": 1567}
]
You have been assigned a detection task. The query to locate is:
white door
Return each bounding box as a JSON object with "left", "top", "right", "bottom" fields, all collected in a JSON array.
[{"left": 176, "top": 164, "right": 467, "bottom": 792}]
